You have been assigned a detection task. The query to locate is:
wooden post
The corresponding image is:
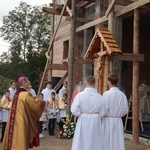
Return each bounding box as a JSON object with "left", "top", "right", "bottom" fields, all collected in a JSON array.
[
  {"left": 38, "top": 0, "right": 69, "bottom": 95},
  {"left": 132, "top": 8, "right": 140, "bottom": 143},
  {"left": 108, "top": 0, "right": 114, "bottom": 73},
  {"left": 103, "top": 56, "right": 109, "bottom": 92},
  {"left": 48, "top": 0, "right": 55, "bottom": 81},
  {"left": 68, "top": 0, "right": 76, "bottom": 106}
]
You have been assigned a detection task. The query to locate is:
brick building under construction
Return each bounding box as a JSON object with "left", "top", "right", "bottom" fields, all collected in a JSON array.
[{"left": 39, "top": 0, "right": 150, "bottom": 143}]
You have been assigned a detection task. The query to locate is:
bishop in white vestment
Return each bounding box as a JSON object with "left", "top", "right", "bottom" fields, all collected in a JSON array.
[
  {"left": 71, "top": 76, "right": 105, "bottom": 150},
  {"left": 102, "top": 74, "right": 128, "bottom": 150}
]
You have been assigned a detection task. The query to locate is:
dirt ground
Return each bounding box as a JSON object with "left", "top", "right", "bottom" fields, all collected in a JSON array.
[
  {"left": 0, "top": 128, "right": 150, "bottom": 150},
  {"left": 32, "top": 130, "right": 150, "bottom": 150}
]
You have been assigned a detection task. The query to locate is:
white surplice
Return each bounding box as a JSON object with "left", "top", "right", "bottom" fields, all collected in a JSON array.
[
  {"left": 29, "top": 88, "right": 36, "bottom": 97},
  {"left": 58, "top": 86, "right": 67, "bottom": 99},
  {"left": 8, "top": 87, "right": 16, "bottom": 100},
  {"left": 41, "top": 87, "right": 56, "bottom": 101},
  {"left": 102, "top": 87, "right": 128, "bottom": 150},
  {"left": 71, "top": 88, "right": 105, "bottom": 150}
]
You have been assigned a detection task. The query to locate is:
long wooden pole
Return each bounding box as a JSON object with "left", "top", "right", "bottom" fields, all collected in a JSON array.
[
  {"left": 38, "top": 0, "right": 69, "bottom": 95},
  {"left": 108, "top": 0, "right": 114, "bottom": 73},
  {"left": 68, "top": 0, "right": 76, "bottom": 106},
  {"left": 48, "top": 0, "right": 55, "bottom": 81},
  {"left": 132, "top": 8, "right": 140, "bottom": 143}
]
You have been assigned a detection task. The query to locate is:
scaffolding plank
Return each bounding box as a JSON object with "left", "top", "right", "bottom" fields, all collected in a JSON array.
[
  {"left": 105, "top": 0, "right": 116, "bottom": 17},
  {"left": 115, "top": 0, "right": 133, "bottom": 6},
  {"left": 115, "top": 0, "right": 150, "bottom": 17},
  {"left": 53, "top": 72, "right": 68, "bottom": 92},
  {"left": 61, "top": 0, "right": 73, "bottom": 17},
  {"left": 42, "top": 7, "right": 68, "bottom": 16},
  {"left": 38, "top": 0, "right": 69, "bottom": 95},
  {"left": 108, "top": 53, "right": 144, "bottom": 61},
  {"left": 47, "top": 64, "right": 68, "bottom": 70},
  {"left": 50, "top": 3, "right": 63, "bottom": 9},
  {"left": 76, "top": 16, "right": 108, "bottom": 32},
  {"left": 66, "top": 16, "right": 93, "bottom": 23}
]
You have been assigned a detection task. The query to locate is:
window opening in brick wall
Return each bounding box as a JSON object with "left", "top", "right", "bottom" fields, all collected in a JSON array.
[{"left": 63, "top": 40, "right": 69, "bottom": 60}]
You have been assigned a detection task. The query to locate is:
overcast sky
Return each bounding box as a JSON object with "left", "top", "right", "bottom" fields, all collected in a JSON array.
[{"left": 0, "top": 0, "right": 52, "bottom": 54}]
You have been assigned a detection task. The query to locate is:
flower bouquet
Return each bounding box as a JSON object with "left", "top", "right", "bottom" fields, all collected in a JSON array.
[{"left": 60, "top": 114, "right": 76, "bottom": 139}]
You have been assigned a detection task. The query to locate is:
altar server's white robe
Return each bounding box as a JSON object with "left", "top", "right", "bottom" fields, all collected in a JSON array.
[
  {"left": 102, "top": 87, "right": 128, "bottom": 150},
  {"left": 71, "top": 88, "right": 105, "bottom": 150},
  {"left": 58, "top": 86, "right": 67, "bottom": 99},
  {"left": 8, "top": 87, "right": 16, "bottom": 100},
  {"left": 42, "top": 88, "right": 56, "bottom": 101}
]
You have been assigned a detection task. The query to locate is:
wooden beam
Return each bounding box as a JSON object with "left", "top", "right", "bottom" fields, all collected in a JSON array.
[
  {"left": 38, "top": 0, "right": 69, "bottom": 95},
  {"left": 132, "top": 8, "right": 140, "bottom": 144},
  {"left": 108, "top": 0, "right": 115, "bottom": 73},
  {"left": 68, "top": 0, "right": 76, "bottom": 106},
  {"left": 47, "top": 64, "right": 68, "bottom": 70},
  {"left": 53, "top": 72, "right": 68, "bottom": 92},
  {"left": 115, "top": 0, "right": 133, "bottom": 6},
  {"left": 48, "top": 0, "right": 55, "bottom": 81},
  {"left": 108, "top": 53, "right": 144, "bottom": 61},
  {"left": 75, "top": 58, "right": 93, "bottom": 64},
  {"left": 115, "top": 0, "right": 150, "bottom": 17},
  {"left": 42, "top": 7, "right": 68, "bottom": 16},
  {"left": 66, "top": 16, "right": 93, "bottom": 23},
  {"left": 76, "top": 16, "right": 108, "bottom": 32},
  {"left": 76, "top": 1, "right": 89, "bottom": 7},
  {"left": 76, "top": 0, "right": 95, "bottom": 4},
  {"left": 50, "top": 3, "right": 63, "bottom": 9},
  {"left": 61, "top": 0, "right": 73, "bottom": 17},
  {"left": 105, "top": 0, "right": 116, "bottom": 17}
]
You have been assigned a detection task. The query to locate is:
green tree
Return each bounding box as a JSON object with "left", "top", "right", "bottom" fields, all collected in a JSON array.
[
  {"left": 0, "top": 2, "right": 50, "bottom": 92},
  {"left": 0, "top": 76, "right": 11, "bottom": 96}
]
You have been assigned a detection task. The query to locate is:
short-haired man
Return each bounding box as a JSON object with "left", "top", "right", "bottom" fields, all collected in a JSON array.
[
  {"left": 9, "top": 80, "right": 17, "bottom": 100},
  {"left": 58, "top": 81, "right": 68, "bottom": 98},
  {"left": 42, "top": 81, "right": 56, "bottom": 101},
  {"left": 102, "top": 73, "right": 128, "bottom": 150},
  {"left": 71, "top": 76, "right": 105, "bottom": 150},
  {"left": 2, "top": 77, "right": 45, "bottom": 150}
]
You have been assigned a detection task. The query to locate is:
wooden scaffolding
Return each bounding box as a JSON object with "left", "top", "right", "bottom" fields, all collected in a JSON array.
[{"left": 38, "top": 0, "right": 150, "bottom": 143}]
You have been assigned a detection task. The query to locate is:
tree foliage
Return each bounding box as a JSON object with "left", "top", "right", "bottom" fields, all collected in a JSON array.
[
  {"left": 0, "top": 76, "right": 11, "bottom": 96},
  {"left": 0, "top": 2, "right": 50, "bottom": 93}
]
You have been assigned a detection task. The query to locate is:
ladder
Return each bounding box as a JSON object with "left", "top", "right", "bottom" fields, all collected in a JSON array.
[{"left": 124, "top": 96, "right": 144, "bottom": 131}]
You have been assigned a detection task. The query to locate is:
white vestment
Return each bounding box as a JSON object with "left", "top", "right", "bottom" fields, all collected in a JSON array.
[
  {"left": 41, "top": 88, "right": 56, "bottom": 101},
  {"left": 30, "top": 88, "right": 36, "bottom": 97},
  {"left": 1, "top": 109, "right": 10, "bottom": 122},
  {"left": 71, "top": 88, "right": 105, "bottom": 150},
  {"left": 102, "top": 87, "right": 128, "bottom": 150},
  {"left": 8, "top": 87, "right": 17, "bottom": 100},
  {"left": 47, "top": 102, "right": 59, "bottom": 119},
  {"left": 58, "top": 86, "right": 67, "bottom": 98}
]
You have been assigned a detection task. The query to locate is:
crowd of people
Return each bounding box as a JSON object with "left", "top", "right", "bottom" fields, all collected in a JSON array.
[{"left": 0, "top": 73, "right": 129, "bottom": 150}]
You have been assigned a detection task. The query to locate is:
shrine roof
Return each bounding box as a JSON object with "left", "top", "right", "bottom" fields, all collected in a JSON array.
[{"left": 84, "top": 28, "right": 122, "bottom": 59}]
